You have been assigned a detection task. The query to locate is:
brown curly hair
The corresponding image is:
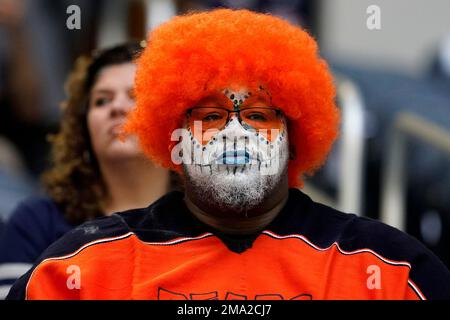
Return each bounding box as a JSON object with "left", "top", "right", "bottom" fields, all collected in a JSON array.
[{"left": 42, "top": 43, "right": 144, "bottom": 225}]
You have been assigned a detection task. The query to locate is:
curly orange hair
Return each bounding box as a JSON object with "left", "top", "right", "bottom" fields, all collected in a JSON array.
[{"left": 125, "top": 9, "right": 340, "bottom": 187}]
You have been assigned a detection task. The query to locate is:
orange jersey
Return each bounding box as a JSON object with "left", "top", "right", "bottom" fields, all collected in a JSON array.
[{"left": 7, "top": 189, "right": 450, "bottom": 300}]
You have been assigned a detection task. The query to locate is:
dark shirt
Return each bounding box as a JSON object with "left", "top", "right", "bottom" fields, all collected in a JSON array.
[
  {"left": 6, "top": 189, "right": 450, "bottom": 300},
  {"left": 0, "top": 197, "right": 73, "bottom": 298}
]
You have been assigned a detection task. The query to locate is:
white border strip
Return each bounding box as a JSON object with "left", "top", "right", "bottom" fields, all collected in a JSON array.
[
  {"left": 407, "top": 280, "right": 426, "bottom": 300},
  {"left": 262, "top": 230, "right": 411, "bottom": 267},
  {"left": 143, "top": 232, "right": 214, "bottom": 246}
]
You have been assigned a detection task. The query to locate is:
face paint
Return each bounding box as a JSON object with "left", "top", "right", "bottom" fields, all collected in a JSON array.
[
  {"left": 223, "top": 88, "right": 251, "bottom": 111},
  {"left": 182, "top": 86, "right": 289, "bottom": 213}
]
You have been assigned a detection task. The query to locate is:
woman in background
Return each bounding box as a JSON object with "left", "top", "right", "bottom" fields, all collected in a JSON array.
[{"left": 0, "top": 42, "right": 173, "bottom": 298}]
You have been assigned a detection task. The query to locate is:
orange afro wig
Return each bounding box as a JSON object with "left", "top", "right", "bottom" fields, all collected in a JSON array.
[{"left": 125, "top": 8, "right": 340, "bottom": 187}]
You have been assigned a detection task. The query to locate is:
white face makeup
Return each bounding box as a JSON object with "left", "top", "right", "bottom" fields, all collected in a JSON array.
[{"left": 182, "top": 87, "right": 289, "bottom": 213}]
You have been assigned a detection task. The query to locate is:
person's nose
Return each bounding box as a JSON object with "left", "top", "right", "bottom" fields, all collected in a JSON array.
[
  {"left": 220, "top": 117, "right": 249, "bottom": 145},
  {"left": 110, "top": 92, "right": 133, "bottom": 117}
]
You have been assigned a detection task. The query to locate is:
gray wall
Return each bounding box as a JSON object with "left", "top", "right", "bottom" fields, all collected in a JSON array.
[{"left": 318, "top": 0, "right": 450, "bottom": 76}]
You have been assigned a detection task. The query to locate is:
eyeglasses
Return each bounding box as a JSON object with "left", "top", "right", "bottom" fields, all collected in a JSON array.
[{"left": 187, "top": 107, "right": 283, "bottom": 134}]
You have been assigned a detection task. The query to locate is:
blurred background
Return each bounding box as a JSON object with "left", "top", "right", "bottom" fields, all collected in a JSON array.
[{"left": 0, "top": 0, "right": 449, "bottom": 267}]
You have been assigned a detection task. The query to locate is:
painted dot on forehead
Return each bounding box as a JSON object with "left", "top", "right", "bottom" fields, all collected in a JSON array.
[{"left": 223, "top": 89, "right": 252, "bottom": 109}]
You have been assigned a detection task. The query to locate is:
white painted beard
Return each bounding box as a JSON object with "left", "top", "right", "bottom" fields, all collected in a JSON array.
[{"left": 184, "top": 142, "right": 289, "bottom": 214}]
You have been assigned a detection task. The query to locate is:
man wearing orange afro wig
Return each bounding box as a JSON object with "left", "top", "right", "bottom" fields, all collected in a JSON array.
[{"left": 8, "top": 9, "right": 450, "bottom": 301}]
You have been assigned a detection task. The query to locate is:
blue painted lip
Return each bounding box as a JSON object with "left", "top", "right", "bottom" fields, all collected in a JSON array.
[{"left": 216, "top": 150, "right": 250, "bottom": 165}]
